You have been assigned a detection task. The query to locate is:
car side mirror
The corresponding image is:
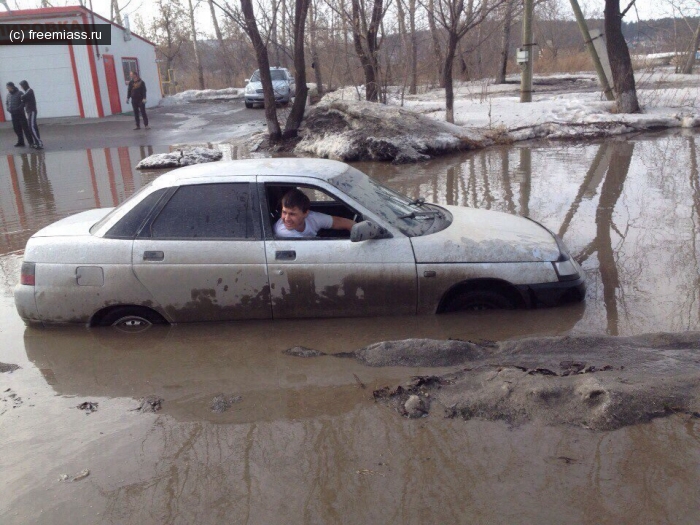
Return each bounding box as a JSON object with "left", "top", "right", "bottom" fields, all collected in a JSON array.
[
  {"left": 350, "top": 220, "right": 390, "bottom": 242},
  {"left": 245, "top": 78, "right": 250, "bottom": 84}
]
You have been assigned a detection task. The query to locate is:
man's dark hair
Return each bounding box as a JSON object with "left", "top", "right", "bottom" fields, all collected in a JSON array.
[
  {"left": 6, "top": 82, "right": 15, "bottom": 88},
  {"left": 281, "top": 188, "right": 310, "bottom": 212},
  {"left": 19, "top": 80, "right": 29, "bottom": 90}
]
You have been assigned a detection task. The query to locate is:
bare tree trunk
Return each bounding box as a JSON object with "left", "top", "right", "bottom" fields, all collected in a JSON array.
[
  {"left": 284, "top": 0, "right": 311, "bottom": 137},
  {"left": 428, "top": 0, "right": 444, "bottom": 88},
  {"left": 409, "top": 0, "right": 417, "bottom": 94},
  {"left": 309, "top": 0, "right": 324, "bottom": 96},
  {"left": 111, "top": 0, "right": 123, "bottom": 25},
  {"left": 350, "top": 0, "right": 382, "bottom": 101},
  {"left": 495, "top": 0, "right": 514, "bottom": 84},
  {"left": 209, "top": 0, "right": 234, "bottom": 86},
  {"left": 188, "top": 0, "right": 205, "bottom": 89},
  {"left": 444, "top": 34, "right": 458, "bottom": 123},
  {"left": 682, "top": 19, "right": 700, "bottom": 74},
  {"left": 604, "top": 0, "right": 639, "bottom": 113},
  {"left": 240, "top": 0, "right": 282, "bottom": 141}
]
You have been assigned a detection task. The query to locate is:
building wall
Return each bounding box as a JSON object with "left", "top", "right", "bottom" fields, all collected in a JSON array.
[{"left": 1, "top": 9, "right": 160, "bottom": 121}]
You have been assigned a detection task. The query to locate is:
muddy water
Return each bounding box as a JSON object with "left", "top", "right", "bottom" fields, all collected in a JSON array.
[{"left": 2, "top": 132, "right": 700, "bottom": 523}]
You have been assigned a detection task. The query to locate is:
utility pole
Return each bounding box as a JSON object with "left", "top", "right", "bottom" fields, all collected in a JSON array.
[
  {"left": 569, "top": 0, "right": 614, "bottom": 100},
  {"left": 520, "top": 0, "right": 534, "bottom": 102}
]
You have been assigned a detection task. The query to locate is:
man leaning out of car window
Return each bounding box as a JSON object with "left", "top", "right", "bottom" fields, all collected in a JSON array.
[{"left": 274, "top": 189, "right": 355, "bottom": 238}]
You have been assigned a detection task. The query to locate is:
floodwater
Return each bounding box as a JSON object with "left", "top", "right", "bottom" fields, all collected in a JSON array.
[{"left": 2, "top": 132, "right": 700, "bottom": 523}]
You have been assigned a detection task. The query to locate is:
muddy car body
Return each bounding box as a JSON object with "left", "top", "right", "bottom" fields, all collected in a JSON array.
[{"left": 14, "top": 158, "right": 585, "bottom": 328}]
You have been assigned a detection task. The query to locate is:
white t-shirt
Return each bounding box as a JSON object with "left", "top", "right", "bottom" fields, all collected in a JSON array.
[{"left": 274, "top": 210, "right": 333, "bottom": 238}]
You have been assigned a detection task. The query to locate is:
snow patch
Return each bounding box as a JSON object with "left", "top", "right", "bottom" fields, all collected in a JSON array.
[
  {"left": 136, "top": 147, "right": 223, "bottom": 169},
  {"left": 160, "top": 88, "right": 243, "bottom": 106}
]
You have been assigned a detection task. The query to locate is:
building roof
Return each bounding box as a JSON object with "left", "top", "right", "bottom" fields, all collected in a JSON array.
[{"left": 0, "top": 5, "right": 156, "bottom": 47}]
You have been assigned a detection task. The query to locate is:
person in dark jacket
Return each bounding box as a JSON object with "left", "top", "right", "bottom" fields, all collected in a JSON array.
[
  {"left": 19, "top": 80, "right": 43, "bottom": 149},
  {"left": 5, "top": 82, "right": 35, "bottom": 147},
  {"left": 126, "top": 71, "right": 149, "bottom": 130}
]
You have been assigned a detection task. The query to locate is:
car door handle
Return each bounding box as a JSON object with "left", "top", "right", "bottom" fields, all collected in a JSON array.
[
  {"left": 275, "top": 250, "right": 296, "bottom": 261},
  {"left": 143, "top": 251, "right": 164, "bottom": 261}
]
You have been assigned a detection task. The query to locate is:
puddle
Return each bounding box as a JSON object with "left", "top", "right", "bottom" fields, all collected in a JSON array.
[{"left": 2, "top": 131, "right": 700, "bottom": 523}]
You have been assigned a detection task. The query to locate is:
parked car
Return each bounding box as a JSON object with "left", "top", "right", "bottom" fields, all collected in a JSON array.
[
  {"left": 244, "top": 67, "right": 295, "bottom": 108},
  {"left": 14, "top": 158, "right": 585, "bottom": 329}
]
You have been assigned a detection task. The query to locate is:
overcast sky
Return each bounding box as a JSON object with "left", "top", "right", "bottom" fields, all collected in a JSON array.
[{"left": 9, "top": 0, "right": 678, "bottom": 40}]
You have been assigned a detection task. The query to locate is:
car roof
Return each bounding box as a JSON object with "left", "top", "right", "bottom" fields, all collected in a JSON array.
[{"left": 150, "top": 158, "right": 355, "bottom": 188}]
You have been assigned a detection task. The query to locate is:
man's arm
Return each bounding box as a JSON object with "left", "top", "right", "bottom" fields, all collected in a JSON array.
[{"left": 331, "top": 216, "right": 355, "bottom": 231}]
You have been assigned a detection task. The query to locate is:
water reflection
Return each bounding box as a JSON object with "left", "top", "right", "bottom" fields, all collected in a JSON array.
[
  {"left": 358, "top": 131, "right": 700, "bottom": 334},
  {"left": 0, "top": 146, "right": 163, "bottom": 253}
]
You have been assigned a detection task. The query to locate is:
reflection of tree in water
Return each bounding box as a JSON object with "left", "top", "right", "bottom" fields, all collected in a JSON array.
[{"left": 571, "top": 142, "right": 634, "bottom": 336}]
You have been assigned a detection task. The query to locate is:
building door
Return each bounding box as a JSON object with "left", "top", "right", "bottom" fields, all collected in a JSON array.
[{"left": 103, "top": 55, "right": 122, "bottom": 115}]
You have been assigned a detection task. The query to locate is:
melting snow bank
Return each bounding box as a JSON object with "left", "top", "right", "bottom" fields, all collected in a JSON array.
[
  {"left": 136, "top": 147, "right": 222, "bottom": 169},
  {"left": 286, "top": 88, "right": 700, "bottom": 163},
  {"left": 293, "top": 100, "right": 489, "bottom": 163},
  {"left": 160, "top": 88, "right": 243, "bottom": 106},
  {"left": 355, "top": 332, "right": 700, "bottom": 430}
]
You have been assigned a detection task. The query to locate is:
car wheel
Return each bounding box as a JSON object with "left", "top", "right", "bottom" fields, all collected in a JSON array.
[
  {"left": 98, "top": 306, "right": 165, "bottom": 333},
  {"left": 245, "top": 101, "right": 253, "bottom": 109},
  {"left": 443, "top": 290, "right": 515, "bottom": 312}
]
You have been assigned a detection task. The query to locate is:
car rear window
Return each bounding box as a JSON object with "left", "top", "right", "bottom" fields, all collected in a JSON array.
[
  {"left": 149, "top": 183, "right": 260, "bottom": 239},
  {"left": 105, "top": 188, "right": 169, "bottom": 239}
]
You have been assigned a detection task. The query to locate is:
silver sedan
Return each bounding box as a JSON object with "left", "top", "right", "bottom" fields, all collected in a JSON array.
[{"left": 14, "top": 158, "right": 585, "bottom": 329}]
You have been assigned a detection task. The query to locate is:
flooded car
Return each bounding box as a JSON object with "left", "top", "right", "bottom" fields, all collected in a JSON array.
[{"left": 13, "top": 158, "right": 585, "bottom": 329}]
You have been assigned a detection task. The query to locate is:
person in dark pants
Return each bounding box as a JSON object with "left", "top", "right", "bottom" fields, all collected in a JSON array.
[
  {"left": 19, "top": 80, "right": 43, "bottom": 149},
  {"left": 5, "top": 82, "right": 35, "bottom": 147},
  {"left": 126, "top": 71, "right": 149, "bottom": 130}
]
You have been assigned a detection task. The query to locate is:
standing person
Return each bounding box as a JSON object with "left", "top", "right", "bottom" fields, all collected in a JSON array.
[
  {"left": 5, "top": 82, "right": 35, "bottom": 147},
  {"left": 126, "top": 70, "right": 149, "bottom": 130},
  {"left": 19, "top": 80, "right": 43, "bottom": 149}
]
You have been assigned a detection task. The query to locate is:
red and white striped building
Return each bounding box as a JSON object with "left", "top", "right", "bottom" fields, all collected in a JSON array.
[{"left": 0, "top": 5, "right": 161, "bottom": 121}]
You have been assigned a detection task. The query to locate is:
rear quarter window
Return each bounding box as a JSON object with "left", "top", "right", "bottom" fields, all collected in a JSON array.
[{"left": 105, "top": 188, "right": 169, "bottom": 239}]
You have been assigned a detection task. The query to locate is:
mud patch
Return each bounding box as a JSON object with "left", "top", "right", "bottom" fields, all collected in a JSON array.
[
  {"left": 0, "top": 362, "right": 20, "bottom": 373},
  {"left": 210, "top": 394, "right": 242, "bottom": 413},
  {"left": 76, "top": 401, "right": 99, "bottom": 414},
  {"left": 356, "top": 338, "right": 488, "bottom": 367},
  {"left": 283, "top": 346, "right": 326, "bottom": 358},
  {"left": 371, "top": 332, "right": 700, "bottom": 430},
  {"left": 133, "top": 395, "right": 164, "bottom": 413}
]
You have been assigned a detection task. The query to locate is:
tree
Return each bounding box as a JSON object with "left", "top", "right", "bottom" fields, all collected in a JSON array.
[
  {"left": 187, "top": 0, "right": 206, "bottom": 89},
  {"left": 604, "top": 0, "right": 639, "bottom": 113},
  {"left": 152, "top": 0, "right": 189, "bottom": 94},
  {"left": 214, "top": 0, "right": 310, "bottom": 142},
  {"left": 328, "top": 0, "right": 390, "bottom": 101},
  {"left": 431, "top": 0, "right": 507, "bottom": 123}
]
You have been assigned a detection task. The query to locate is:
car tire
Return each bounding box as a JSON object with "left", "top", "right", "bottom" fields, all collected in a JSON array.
[
  {"left": 245, "top": 101, "right": 253, "bottom": 109},
  {"left": 98, "top": 306, "right": 166, "bottom": 333},
  {"left": 443, "top": 290, "right": 515, "bottom": 312}
]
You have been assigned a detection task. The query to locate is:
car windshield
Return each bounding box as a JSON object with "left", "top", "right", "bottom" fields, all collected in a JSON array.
[
  {"left": 89, "top": 182, "right": 154, "bottom": 235},
  {"left": 329, "top": 170, "right": 451, "bottom": 237},
  {"left": 250, "top": 70, "right": 287, "bottom": 82}
]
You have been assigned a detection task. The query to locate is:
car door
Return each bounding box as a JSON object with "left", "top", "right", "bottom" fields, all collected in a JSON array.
[
  {"left": 259, "top": 178, "right": 417, "bottom": 318},
  {"left": 132, "top": 181, "right": 272, "bottom": 322}
]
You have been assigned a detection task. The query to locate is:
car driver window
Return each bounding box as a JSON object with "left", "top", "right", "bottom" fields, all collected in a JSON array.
[{"left": 150, "top": 183, "right": 259, "bottom": 239}]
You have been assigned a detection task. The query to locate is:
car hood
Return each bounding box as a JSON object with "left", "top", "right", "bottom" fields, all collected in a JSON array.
[
  {"left": 32, "top": 208, "right": 113, "bottom": 238},
  {"left": 410, "top": 205, "right": 560, "bottom": 263}
]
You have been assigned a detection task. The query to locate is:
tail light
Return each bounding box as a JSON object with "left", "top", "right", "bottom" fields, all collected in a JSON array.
[{"left": 20, "top": 262, "right": 35, "bottom": 286}]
